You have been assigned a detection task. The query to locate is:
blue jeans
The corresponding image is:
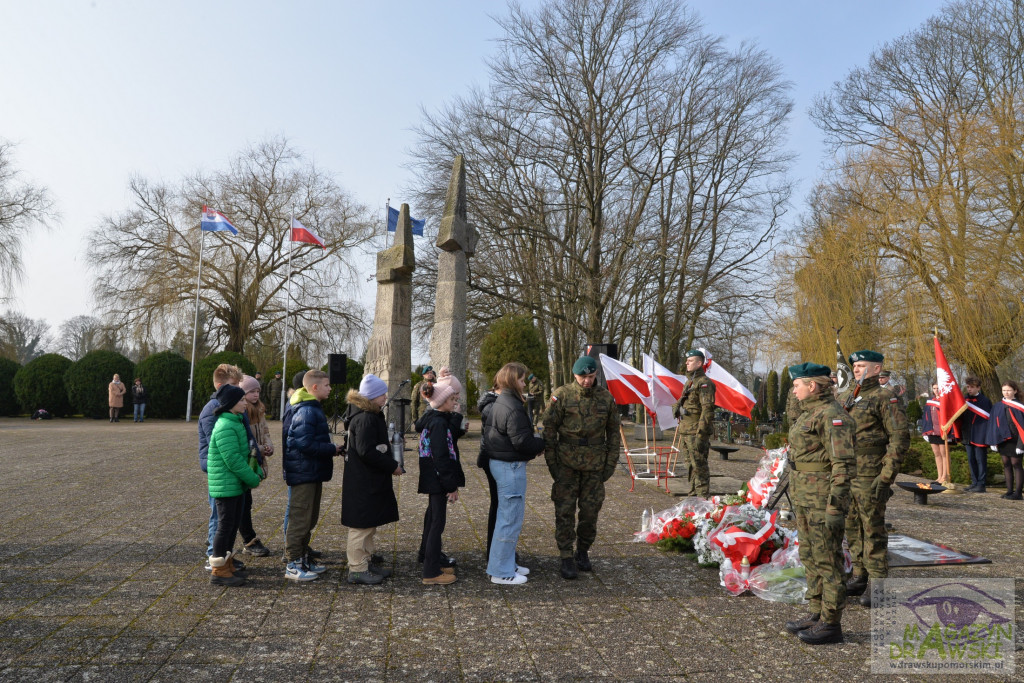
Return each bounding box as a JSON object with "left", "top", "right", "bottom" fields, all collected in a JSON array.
[
  {"left": 207, "top": 494, "right": 218, "bottom": 556},
  {"left": 486, "top": 460, "right": 527, "bottom": 578},
  {"left": 134, "top": 404, "right": 145, "bottom": 421},
  {"left": 966, "top": 443, "right": 988, "bottom": 487}
]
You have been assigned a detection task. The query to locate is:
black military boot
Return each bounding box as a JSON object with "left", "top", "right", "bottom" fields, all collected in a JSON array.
[
  {"left": 859, "top": 592, "right": 874, "bottom": 608},
  {"left": 797, "top": 620, "right": 843, "bottom": 645},
  {"left": 560, "top": 557, "right": 578, "bottom": 580},
  {"left": 574, "top": 548, "right": 592, "bottom": 572},
  {"left": 846, "top": 573, "right": 868, "bottom": 596},
  {"left": 784, "top": 613, "right": 819, "bottom": 634}
]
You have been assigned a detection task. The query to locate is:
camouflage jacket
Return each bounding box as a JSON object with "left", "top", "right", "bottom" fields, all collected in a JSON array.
[
  {"left": 674, "top": 369, "right": 716, "bottom": 436},
  {"left": 842, "top": 375, "right": 909, "bottom": 482},
  {"left": 542, "top": 381, "right": 620, "bottom": 473},
  {"left": 527, "top": 378, "right": 545, "bottom": 401},
  {"left": 411, "top": 380, "right": 430, "bottom": 419},
  {"left": 785, "top": 391, "right": 803, "bottom": 423},
  {"left": 788, "top": 392, "right": 856, "bottom": 515}
]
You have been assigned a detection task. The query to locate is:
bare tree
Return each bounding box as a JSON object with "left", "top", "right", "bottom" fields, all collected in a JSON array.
[
  {"left": 87, "top": 138, "right": 375, "bottom": 355},
  {"left": 0, "top": 311, "right": 51, "bottom": 363},
  {"left": 55, "top": 315, "right": 102, "bottom": 361},
  {"left": 0, "top": 141, "right": 56, "bottom": 302}
]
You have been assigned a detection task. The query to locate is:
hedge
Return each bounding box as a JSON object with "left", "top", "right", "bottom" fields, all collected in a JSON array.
[
  {"left": 902, "top": 439, "right": 1001, "bottom": 486},
  {"left": 192, "top": 351, "right": 257, "bottom": 412},
  {"left": 135, "top": 350, "right": 191, "bottom": 419},
  {"left": 0, "top": 358, "right": 21, "bottom": 415},
  {"left": 64, "top": 350, "right": 135, "bottom": 419},
  {"left": 13, "top": 353, "right": 74, "bottom": 416}
]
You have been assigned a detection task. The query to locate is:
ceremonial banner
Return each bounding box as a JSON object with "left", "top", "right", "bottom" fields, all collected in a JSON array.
[{"left": 933, "top": 336, "right": 968, "bottom": 437}]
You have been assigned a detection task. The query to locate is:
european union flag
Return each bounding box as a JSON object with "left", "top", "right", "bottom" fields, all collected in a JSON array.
[{"left": 386, "top": 205, "right": 425, "bottom": 236}]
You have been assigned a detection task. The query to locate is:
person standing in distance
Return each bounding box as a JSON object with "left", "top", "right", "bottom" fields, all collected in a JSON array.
[
  {"left": 842, "top": 350, "right": 908, "bottom": 607},
  {"left": 542, "top": 356, "right": 620, "bottom": 579},
  {"left": 783, "top": 363, "right": 855, "bottom": 645},
  {"left": 411, "top": 366, "right": 437, "bottom": 426},
  {"left": 672, "top": 350, "right": 716, "bottom": 497}
]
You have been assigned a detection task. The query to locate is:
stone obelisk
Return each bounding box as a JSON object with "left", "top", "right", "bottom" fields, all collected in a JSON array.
[
  {"left": 363, "top": 204, "right": 416, "bottom": 403},
  {"left": 429, "top": 155, "right": 477, "bottom": 400}
]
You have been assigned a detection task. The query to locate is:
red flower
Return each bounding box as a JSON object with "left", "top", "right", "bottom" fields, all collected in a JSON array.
[{"left": 758, "top": 549, "right": 773, "bottom": 565}]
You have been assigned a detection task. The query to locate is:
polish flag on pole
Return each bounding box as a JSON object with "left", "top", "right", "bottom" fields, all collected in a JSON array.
[
  {"left": 641, "top": 353, "right": 679, "bottom": 428},
  {"left": 934, "top": 335, "right": 969, "bottom": 438},
  {"left": 290, "top": 218, "right": 325, "bottom": 248},
  {"left": 699, "top": 348, "right": 756, "bottom": 418},
  {"left": 644, "top": 353, "right": 686, "bottom": 401},
  {"left": 600, "top": 354, "right": 676, "bottom": 428}
]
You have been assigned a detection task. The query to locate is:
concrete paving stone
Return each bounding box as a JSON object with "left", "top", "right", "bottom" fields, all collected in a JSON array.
[
  {"left": 64, "top": 664, "right": 163, "bottom": 682},
  {"left": 91, "top": 635, "right": 182, "bottom": 665},
  {"left": 0, "top": 665, "right": 84, "bottom": 682},
  {"left": 386, "top": 658, "right": 463, "bottom": 681},
  {"left": 148, "top": 663, "right": 239, "bottom": 681},
  {"left": 594, "top": 644, "right": 687, "bottom": 678},
  {"left": 244, "top": 635, "right": 319, "bottom": 663},
  {"left": 529, "top": 645, "right": 617, "bottom": 680},
  {"left": 54, "top": 615, "right": 128, "bottom": 639},
  {"left": 0, "top": 638, "right": 38, "bottom": 663},
  {"left": 308, "top": 661, "right": 387, "bottom": 682},
  {"left": 15, "top": 634, "right": 110, "bottom": 665},
  {"left": 165, "top": 636, "right": 253, "bottom": 665},
  {"left": 0, "top": 616, "right": 70, "bottom": 639}
]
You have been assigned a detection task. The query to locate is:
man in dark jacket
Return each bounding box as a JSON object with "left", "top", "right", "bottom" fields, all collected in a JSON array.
[
  {"left": 282, "top": 370, "right": 339, "bottom": 582},
  {"left": 341, "top": 375, "right": 402, "bottom": 585},
  {"left": 958, "top": 377, "right": 992, "bottom": 492}
]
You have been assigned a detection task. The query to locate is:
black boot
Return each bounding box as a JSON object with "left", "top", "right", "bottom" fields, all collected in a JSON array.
[
  {"left": 560, "top": 557, "right": 578, "bottom": 580},
  {"left": 784, "top": 613, "right": 819, "bottom": 634},
  {"left": 574, "top": 549, "right": 592, "bottom": 572},
  {"left": 859, "top": 592, "right": 873, "bottom": 607},
  {"left": 846, "top": 574, "right": 868, "bottom": 596},
  {"left": 798, "top": 621, "right": 843, "bottom": 645}
]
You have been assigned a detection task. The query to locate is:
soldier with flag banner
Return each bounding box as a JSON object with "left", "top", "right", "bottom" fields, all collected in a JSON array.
[
  {"left": 841, "top": 350, "right": 908, "bottom": 607},
  {"left": 673, "top": 350, "right": 716, "bottom": 497}
]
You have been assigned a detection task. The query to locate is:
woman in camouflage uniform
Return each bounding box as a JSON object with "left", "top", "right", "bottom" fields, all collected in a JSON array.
[{"left": 783, "top": 362, "right": 856, "bottom": 645}]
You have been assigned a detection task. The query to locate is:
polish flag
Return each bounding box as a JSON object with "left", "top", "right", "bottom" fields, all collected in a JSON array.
[
  {"left": 699, "top": 348, "right": 756, "bottom": 419},
  {"left": 934, "top": 336, "right": 968, "bottom": 437},
  {"left": 644, "top": 353, "right": 686, "bottom": 401},
  {"left": 600, "top": 355, "right": 676, "bottom": 428},
  {"left": 290, "top": 218, "right": 325, "bottom": 248}
]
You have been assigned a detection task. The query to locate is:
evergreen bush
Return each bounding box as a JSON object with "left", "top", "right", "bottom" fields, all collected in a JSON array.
[
  {"left": 13, "top": 353, "right": 74, "bottom": 416},
  {"left": 193, "top": 351, "right": 256, "bottom": 412},
  {"left": 479, "top": 315, "right": 549, "bottom": 385},
  {"left": 65, "top": 350, "right": 135, "bottom": 419},
  {"left": 136, "top": 350, "right": 191, "bottom": 419},
  {"left": 0, "top": 358, "right": 21, "bottom": 415}
]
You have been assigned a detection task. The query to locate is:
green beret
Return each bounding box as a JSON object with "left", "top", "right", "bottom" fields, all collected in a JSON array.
[
  {"left": 422, "top": 365, "right": 433, "bottom": 374},
  {"left": 879, "top": 370, "right": 891, "bottom": 377},
  {"left": 572, "top": 356, "right": 598, "bottom": 375},
  {"left": 684, "top": 349, "right": 705, "bottom": 360},
  {"left": 848, "top": 350, "right": 884, "bottom": 364},
  {"left": 789, "top": 362, "right": 833, "bottom": 380}
]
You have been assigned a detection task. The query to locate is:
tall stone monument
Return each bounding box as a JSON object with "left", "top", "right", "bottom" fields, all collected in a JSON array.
[
  {"left": 363, "top": 203, "right": 416, "bottom": 403},
  {"left": 429, "top": 155, "right": 478, "bottom": 400}
]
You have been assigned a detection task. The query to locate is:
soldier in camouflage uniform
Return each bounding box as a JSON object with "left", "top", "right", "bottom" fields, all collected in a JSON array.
[
  {"left": 411, "top": 367, "right": 436, "bottom": 425},
  {"left": 542, "top": 356, "right": 621, "bottom": 579},
  {"left": 841, "top": 350, "right": 909, "bottom": 608},
  {"left": 527, "top": 374, "right": 545, "bottom": 425},
  {"left": 783, "top": 362, "right": 856, "bottom": 645},
  {"left": 672, "top": 349, "right": 716, "bottom": 496}
]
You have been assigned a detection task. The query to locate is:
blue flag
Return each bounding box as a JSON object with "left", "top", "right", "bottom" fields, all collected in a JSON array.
[{"left": 386, "top": 205, "right": 425, "bottom": 236}]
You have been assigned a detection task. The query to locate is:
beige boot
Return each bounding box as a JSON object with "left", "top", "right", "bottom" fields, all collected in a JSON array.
[{"left": 210, "top": 553, "right": 245, "bottom": 587}]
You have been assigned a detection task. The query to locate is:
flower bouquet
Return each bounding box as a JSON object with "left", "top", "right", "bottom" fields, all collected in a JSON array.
[
  {"left": 655, "top": 514, "right": 699, "bottom": 552},
  {"left": 746, "top": 446, "right": 788, "bottom": 509}
]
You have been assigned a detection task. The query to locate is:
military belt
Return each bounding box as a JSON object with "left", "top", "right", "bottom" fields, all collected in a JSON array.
[
  {"left": 854, "top": 446, "right": 886, "bottom": 456},
  {"left": 560, "top": 436, "right": 605, "bottom": 446},
  {"left": 789, "top": 461, "right": 831, "bottom": 472}
]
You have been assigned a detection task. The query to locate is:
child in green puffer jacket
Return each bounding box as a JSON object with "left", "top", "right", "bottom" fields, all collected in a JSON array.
[{"left": 207, "top": 384, "right": 263, "bottom": 586}]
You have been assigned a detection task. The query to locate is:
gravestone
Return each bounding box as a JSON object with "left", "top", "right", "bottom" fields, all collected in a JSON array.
[
  {"left": 428, "top": 156, "right": 478, "bottom": 401},
  {"left": 363, "top": 204, "right": 416, "bottom": 403}
]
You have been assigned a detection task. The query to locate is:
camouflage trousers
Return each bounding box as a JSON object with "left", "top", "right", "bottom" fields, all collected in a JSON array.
[
  {"left": 550, "top": 464, "right": 605, "bottom": 558},
  {"left": 846, "top": 477, "right": 891, "bottom": 578},
  {"left": 530, "top": 400, "right": 543, "bottom": 426},
  {"left": 795, "top": 505, "right": 847, "bottom": 624},
  {"left": 681, "top": 433, "right": 710, "bottom": 496}
]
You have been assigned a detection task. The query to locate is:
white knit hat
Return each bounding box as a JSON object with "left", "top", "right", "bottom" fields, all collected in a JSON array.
[{"left": 358, "top": 374, "right": 388, "bottom": 400}]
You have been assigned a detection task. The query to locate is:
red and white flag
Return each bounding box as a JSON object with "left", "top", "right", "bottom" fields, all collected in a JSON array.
[
  {"left": 644, "top": 353, "right": 686, "bottom": 401},
  {"left": 699, "top": 348, "right": 756, "bottom": 418},
  {"left": 290, "top": 218, "right": 325, "bottom": 248},
  {"left": 599, "top": 354, "right": 677, "bottom": 428},
  {"left": 933, "top": 336, "right": 968, "bottom": 438}
]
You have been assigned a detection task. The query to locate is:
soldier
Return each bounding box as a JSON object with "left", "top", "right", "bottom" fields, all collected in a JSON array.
[
  {"left": 842, "top": 350, "right": 909, "bottom": 608},
  {"left": 878, "top": 370, "right": 906, "bottom": 408},
  {"left": 268, "top": 371, "right": 283, "bottom": 420},
  {"left": 542, "top": 356, "right": 621, "bottom": 579},
  {"left": 411, "top": 366, "right": 436, "bottom": 425},
  {"left": 783, "top": 363, "right": 855, "bottom": 645},
  {"left": 527, "top": 373, "right": 545, "bottom": 425},
  {"left": 672, "top": 349, "right": 716, "bottom": 497},
  {"left": 254, "top": 372, "right": 267, "bottom": 408}
]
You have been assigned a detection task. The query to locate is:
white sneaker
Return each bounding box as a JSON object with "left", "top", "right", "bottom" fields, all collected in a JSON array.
[
  {"left": 490, "top": 573, "right": 527, "bottom": 585},
  {"left": 515, "top": 565, "right": 530, "bottom": 576}
]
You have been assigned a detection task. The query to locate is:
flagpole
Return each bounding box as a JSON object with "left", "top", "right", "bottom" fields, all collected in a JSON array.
[
  {"left": 185, "top": 228, "right": 207, "bottom": 422},
  {"left": 385, "top": 198, "right": 391, "bottom": 247},
  {"left": 281, "top": 212, "right": 294, "bottom": 419}
]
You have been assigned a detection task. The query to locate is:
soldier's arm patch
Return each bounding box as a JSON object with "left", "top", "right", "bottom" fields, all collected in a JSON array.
[
  {"left": 550, "top": 396, "right": 558, "bottom": 402},
  {"left": 890, "top": 397, "right": 898, "bottom": 403},
  {"left": 832, "top": 419, "right": 843, "bottom": 426}
]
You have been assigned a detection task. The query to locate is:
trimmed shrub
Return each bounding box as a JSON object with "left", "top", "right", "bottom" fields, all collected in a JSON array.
[
  {"left": 905, "top": 399, "right": 923, "bottom": 425},
  {"left": 193, "top": 351, "right": 257, "bottom": 412},
  {"left": 135, "top": 351, "right": 191, "bottom": 419},
  {"left": 479, "top": 315, "right": 549, "bottom": 385},
  {"left": 13, "top": 353, "right": 74, "bottom": 416},
  {"left": 65, "top": 350, "right": 135, "bottom": 419},
  {"left": 0, "top": 358, "right": 20, "bottom": 415}
]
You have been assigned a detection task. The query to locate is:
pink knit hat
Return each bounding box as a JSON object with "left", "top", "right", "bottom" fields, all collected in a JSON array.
[
  {"left": 240, "top": 375, "right": 261, "bottom": 394},
  {"left": 427, "top": 367, "right": 462, "bottom": 409}
]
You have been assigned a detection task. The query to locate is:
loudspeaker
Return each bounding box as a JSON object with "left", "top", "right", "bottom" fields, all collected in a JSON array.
[
  {"left": 328, "top": 353, "right": 347, "bottom": 385},
  {"left": 586, "top": 343, "right": 618, "bottom": 361}
]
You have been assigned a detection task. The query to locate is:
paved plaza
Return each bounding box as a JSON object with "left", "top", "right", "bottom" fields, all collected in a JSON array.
[{"left": 0, "top": 417, "right": 1019, "bottom": 681}]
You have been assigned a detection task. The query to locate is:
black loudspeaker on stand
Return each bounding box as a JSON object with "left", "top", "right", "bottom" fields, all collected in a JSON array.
[{"left": 328, "top": 353, "right": 347, "bottom": 433}]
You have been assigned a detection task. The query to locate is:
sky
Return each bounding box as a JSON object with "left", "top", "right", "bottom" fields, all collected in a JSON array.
[{"left": 0, "top": 0, "right": 946, "bottom": 362}]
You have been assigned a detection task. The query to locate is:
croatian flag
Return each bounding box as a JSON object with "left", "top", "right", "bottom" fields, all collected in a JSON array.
[
  {"left": 200, "top": 206, "right": 238, "bottom": 234},
  {"left": 699, "top": 348, "right": 756, "bottom": 419},
  {"left": 386, "top": 205, "right": 425, "bottom": 236},
  {"left": 290, "top": 218, "right": 325, "bottom": 248}
]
